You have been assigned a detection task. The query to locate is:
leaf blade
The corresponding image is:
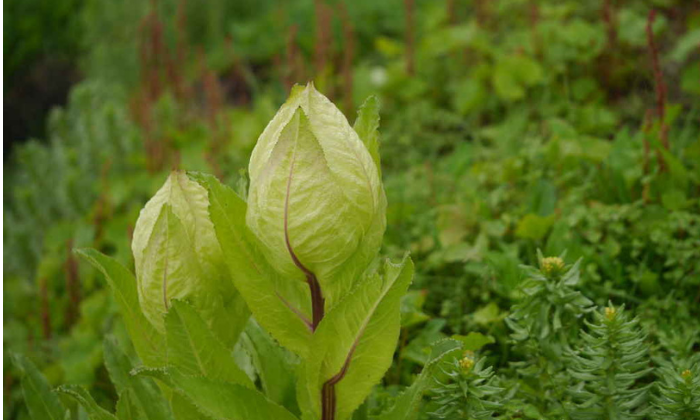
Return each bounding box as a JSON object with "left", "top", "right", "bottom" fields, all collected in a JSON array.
[
  {"left": 75, "top": 248, "right": 165, "bottom": 366},
  {"left": 103, "top": 338, "right": 174, "bottom": 420},
  {"left": 11, "top": 353, "right": 67, "bottom": 420},
  {"left": 300, "top": 256, "right": 414, "bottom": 420},
  {"left": 137, "top": 368, "right": 300, "bottom": 420},
  {"left": 56, "top": 385, "right": 117, "bottom": 420},
  {"left": 353, "top": 95, "right": 381, "bottom": 175},
  {"left": 165, "top": 300, "right": 253, "bottom": 388},
  {"left": 191, "top": 172, "right": 312, "bottom": 356}
]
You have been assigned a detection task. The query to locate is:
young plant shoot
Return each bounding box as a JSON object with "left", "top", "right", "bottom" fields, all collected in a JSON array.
[{"left": 76, "top": 84, "right": 418, "bottom": 420}]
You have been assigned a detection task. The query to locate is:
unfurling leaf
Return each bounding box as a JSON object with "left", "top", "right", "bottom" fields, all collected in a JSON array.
[
  {"left": 132, "top": 171, "right": 249, "bottom": 346},
  {"left": 247, "top": 84, "right": 386, "bottom": 307}
]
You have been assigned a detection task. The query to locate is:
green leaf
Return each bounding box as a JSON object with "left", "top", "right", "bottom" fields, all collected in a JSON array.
[
  {"left": 353, "top": 95, "right": 381, "bottom": 175},
  {"left": 76, "top": 249, "right": 165, "bottom": 367},
  {"left": 299, "top": 256, "right": 414, "bottom": 420},
  {"left": 165, "top": 300, "right": 253, "bottom": 388},
  {"left": 452, "top": 332, "right": 495, "bottom": 351},
  {"left": 11, "top": 353, "right": 67, "bottom": 420},
  {"left": 115, "top": 389, "right": 145, "bottom": 420},
  {"left": 649, "top": 134, "right": 690, "bottom": 190},
  {"left": 246, "top": 84, "right": 385, "bottom": 308},
  {"left": 103, "top": 338, "right": 174, "bottom": 420},
  {"left": 379, "top": 339, "right": 463, "bottom": 420},
  {"left": 400, "top": 290, "right": 430, "bottom": 328},
  {"left": 132, "top": 171, "right": 249, "bottom": 346},
  {"left": 56, "top": 385, "right": 117, "bottom": 420},
  {"left": 137, "top": 368, "right": 300, "bottom": 420},
  {"left": 131, "top": 171, "right": 225, "bottom": 293},
  {"left": 493, "top": 62, "right": 524, "bottom": 101},
  {"left": 661, "top": 189, "right": 688, "bottom": 211},
  {"left": 239, "top": 319, "right": 299, "bottom": 409},
  {"left": 192, "top": 172, "right": 312, "bottom": 356},
  {"left": 171, "top": 394, "right": 215, "bottom": 420},
  {"left": 401, "top": 319, "right": 447, "bottom": 365},
  {"left": 515, "top": 214, "right": 556, "bottom": 241},
  {"left": 138, "top": 205, "right": 199, "bottom": 332}
]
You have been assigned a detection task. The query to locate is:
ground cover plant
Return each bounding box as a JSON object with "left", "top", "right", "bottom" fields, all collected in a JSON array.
[{"left": 4, "top": 0, "right": 700, "bottom": 419}]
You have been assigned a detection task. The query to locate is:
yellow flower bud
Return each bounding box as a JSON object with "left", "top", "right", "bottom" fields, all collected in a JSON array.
[
  {"left": 604, "top": 306, "right": 616, "bottom": 320},
  {"left": 541, "top": 256, "right": 565, "bottom": 277},
  {"left": 459, "top": 356, "right": 475, "bottom": 373}
]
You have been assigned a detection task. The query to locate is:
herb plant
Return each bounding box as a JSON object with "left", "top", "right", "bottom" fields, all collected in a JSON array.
[
  {"left": 14, "top": 84, "right": 436, "bottom": 420},
  {"left": 6, "top": 2, "right": 700, "bottom": 420}
]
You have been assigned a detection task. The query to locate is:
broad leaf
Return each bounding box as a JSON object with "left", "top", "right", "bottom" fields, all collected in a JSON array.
[
  {"left": 299, "top": 256, "right": 414, "bottom": 420},
  {"left": 137, "top": 368, "right": 300, "bottom": 420},
  {"left": 191, "top": 172, "right": 312, "bottom": 356},
  {"left": 11, "top": 353, "right": 67, "bottom": 420},
  {"left": 165, "top": 300, "right": 253, "bottom": 388},
  {"left": 103, "top": 337, "right": 174, "bottom": 420},
  {"left": 56, "top": 385, "right": 117, "bottom": 420},
  {"left": 133, "top": 172, "right": 250, "bottom": 346},
  {"left": 171, "top": 394, "right": 215, "bottom": 420},
  {"left": 131, "top": 171, "right": 225, "bottom": 289},
  {"left": 76, "top": 249, "right": 165, "bottom": 366},
  {"left": 246, "top": 85, "right": 385, "bottom": 308}
]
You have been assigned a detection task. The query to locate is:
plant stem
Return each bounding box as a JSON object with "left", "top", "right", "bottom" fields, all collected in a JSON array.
[
  {"left": 307, "top": 272, "right": 325, "bottom": 331},
  {"left": 322, "top": 351, "right": 353, "bottom": 420}
]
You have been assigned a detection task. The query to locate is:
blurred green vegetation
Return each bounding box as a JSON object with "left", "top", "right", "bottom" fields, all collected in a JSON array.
[{"left": 4, "top": 0, "right": 700, "bottom": 419}]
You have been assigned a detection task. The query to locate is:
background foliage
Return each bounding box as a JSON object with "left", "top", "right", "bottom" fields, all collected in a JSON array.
[{"left": 4, "top": 0, "right": 700, "bottom": 419}]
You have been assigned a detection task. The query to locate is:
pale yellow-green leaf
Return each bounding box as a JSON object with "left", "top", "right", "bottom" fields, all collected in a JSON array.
[
  {"left": 132, "top": 171, "right": 248, "bottom": 346},
  {"left": 247, "top": 84, "right": 385, "bottom": 307}
]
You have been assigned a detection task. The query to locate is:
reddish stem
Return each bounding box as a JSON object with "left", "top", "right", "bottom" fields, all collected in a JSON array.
[
  {"left": 404, "top": 0, "right": 415, "bottom": 76},
  {"left": 64, "top": 239, "right": 81, "bottom": 328},
  {"left": 646, "top": 9, "right": 669, "bottom": 159}
]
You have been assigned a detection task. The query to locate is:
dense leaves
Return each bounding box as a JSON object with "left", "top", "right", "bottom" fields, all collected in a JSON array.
[{"left": 4, "top": 1, "right": 700, "bottom": 420}]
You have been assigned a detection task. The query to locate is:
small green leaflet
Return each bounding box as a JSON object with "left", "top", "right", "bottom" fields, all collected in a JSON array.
[{"left": 353, "top": 95, "right": 381, "bottom": 176}]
